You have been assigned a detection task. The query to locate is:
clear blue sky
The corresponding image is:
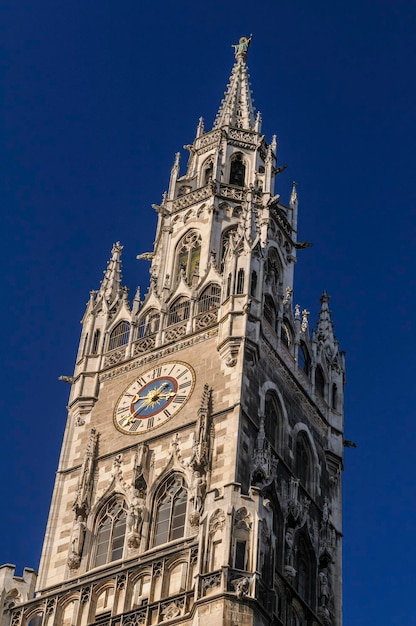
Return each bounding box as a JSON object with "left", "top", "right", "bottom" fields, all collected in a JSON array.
[{"left": 1, "top": 2, "right": 415, "bottom": 624}]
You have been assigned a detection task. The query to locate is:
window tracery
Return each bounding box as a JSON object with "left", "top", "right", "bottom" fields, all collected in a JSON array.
[
  {"left": 93, "top": 498, "right": 127, "bottom": 568},
  {"left": 108, "top": 321, "right": 130, "bottom": 351},
  {"left": 153, "top": 475, "right": 188, "bottom": 547},
  {"left": 198, "top": 284, "right": 221, "bottom": 313},
  {"left": 229, "top": 153, "right": 246, "bottom": 187},
  {"left": 176, "top": 230, "right": 201, "bottom": 285},
  {"left": 137, "top": 308, "right": 160, "bottom": 337},
  {"left": 167, "top": 297, "right": 190, "bottom": 327}
]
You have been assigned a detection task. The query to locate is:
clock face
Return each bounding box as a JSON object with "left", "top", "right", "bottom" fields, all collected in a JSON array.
[{"left": 113, "top": 361, "right": 195, "bottom": 434}]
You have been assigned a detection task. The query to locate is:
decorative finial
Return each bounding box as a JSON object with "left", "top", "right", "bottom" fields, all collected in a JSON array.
[{"left": 232, "top": 35, "right": 253, "bottom": 60}]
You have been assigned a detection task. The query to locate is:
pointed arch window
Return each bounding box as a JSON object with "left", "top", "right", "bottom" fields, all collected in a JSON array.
[
  {"left": 198, "top": 284, "right": 221, "bottom": 313},
  {"left": 108, "top": 321, "right": 130, "bottom": 351},
  {"left": 250, "top": 270, "right": 258, "bottom": 298},
  {"left": 138, "top": 308, "right": 160, "bottom": 338},
  {"left": 153, "top": 475, "right": 188, "bottom": 547},
  {"left": 298, "top": 343, "right": 310, "bottom": 375},
  {"left": 264, "top": 295, "right": 277, "bottom": 330},
  {"left": 281, "top": 321, "right": 292, "bottom": 347},
  {"left": 202, "top": 158, "right": 214, "bottom": 186},
  {"left": 295, "top": 433, "right": 312, "bottom": 490},
  {"left": 92, "top": 329, "right": 101, "bottom": 354},
  {"left": 176, "top": 230, "right": 201, "bottom": 285},
  {"left": 229, "top": 153, "right": 246, "bottom": 187},
  {"left": 94, "top": 499, "right": 127, "bottom": 567},
  {"left": 236, "top": 269, "right": 245, "bottom": 294},
  {"left": 266, "top": 248, "right": 281, "bottom": 286},
  {"left": 295, "top": 535, "right": 316, "bottom": 606},
  {"left": 265, "top": 393, "right": 282, "bottom": 451},
  {"left": 315, "top": 366, "right": 326, "bottom": 399},
  {"left": 167, "top": 297, "right": 190, "bottom": 327}
]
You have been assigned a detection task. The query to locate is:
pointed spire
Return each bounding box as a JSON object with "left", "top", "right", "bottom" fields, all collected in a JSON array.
[
  {"left": 196, "top": 117, "right": 204, "bottom": 138},
  {"left": 213, "top": 36, "right": 256, "bottom": 131},
  {"left": 317, "top": 292, "right": 338, "bottom": 358},
  {"left": 98, "top": 242, "right": 123, "bottom": 303}
]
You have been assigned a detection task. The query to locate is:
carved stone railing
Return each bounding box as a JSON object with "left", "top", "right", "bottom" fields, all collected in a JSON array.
[
  {"left": 228, "top": 128, "right": 257, "bottom": 150},
  {"left": 172, "top": 185, "right": 212, "bottom": 211},
  {"left": 163, "top": 321, "right": 188, "bottom": 343},
  {"left": 133, "top": 335, "right": 156, "bottom": 356},
  {"left": 219, "top": 184, "right": 246, "bottom": 201},
  {"left": 193, "top": 309, "right": 218, "bottom": 331},
  {"left": 195, "top": 129, "right": 221, "bottom": 151},
  {"left": 199, "top": 570, "right": 222, "bottom": 597},
  {"left": 103, "top": 346, "right": 127, "bottom": 368}
]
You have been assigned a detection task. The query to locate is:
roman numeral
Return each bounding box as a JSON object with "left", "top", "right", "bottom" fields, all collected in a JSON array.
[
  {"left": 124, "top": 393, "right": 134, "bottom": 397},
  {"left": 173, "top": 395, "right": 186, "bottom": 404},
  {"left": 129, "top": 420, "right": 140, "bottom": 432},
  {"left": 176, "top": 369, "right": 188, "bottom": 379},
  {"left": 178, "top": 380, "right": 191, "bottom": 390},
  {"left": 152, "top": 367, "right": 162, "bottom": 379},
  {"left": 147, "top": 418, "right": 154, "bottom": 429},
  {"left": 117, "top": 406, "right": 129, "bottom": 414},
  {"left": 163, "top": 409, "right": 171, "bottom": 418},
  {"left": 137, "top": 377, "right": 147, "bottom": 386}
]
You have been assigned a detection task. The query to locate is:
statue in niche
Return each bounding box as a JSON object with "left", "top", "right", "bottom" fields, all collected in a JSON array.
[
  {"left": 68, "top": 515, "right": 86, "bottom": 570},
  {"left": 191, "top": 470, "right": 206, "bottom": 513},
  {"left": 319, "top": 568, "right": 330, "bottom": 607},
  {"left": 127, "top": 490, "right": 145, "bottom": 548}
]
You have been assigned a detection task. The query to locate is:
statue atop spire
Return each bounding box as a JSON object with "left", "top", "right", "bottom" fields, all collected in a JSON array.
[
  {"left": 232, "top": 35, "right": 253, "bottom": 61},
  {"left": 213, "top": 36, "right": 255, "bottom": 130}
]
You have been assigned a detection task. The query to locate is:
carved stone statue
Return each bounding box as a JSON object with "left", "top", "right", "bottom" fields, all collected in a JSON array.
[
  {"left": 127, "top": 490, "right": 145, "bottom": 535},
  {"left": 68, "top": 515, "right": 86, "bottom": 569},
  {"left": 232, "top": 36, "right": 252, "bottom": 59},
  {"left": 191, "top": 471, "right": 206, "bottom": 513},
  {"left": 319, "top": 568, "right": 329, "bottom": 607}
]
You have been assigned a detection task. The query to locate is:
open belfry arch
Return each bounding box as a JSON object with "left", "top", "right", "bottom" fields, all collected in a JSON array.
[{"left": 2, "top": 37, "right": 345, "bottom": 626}]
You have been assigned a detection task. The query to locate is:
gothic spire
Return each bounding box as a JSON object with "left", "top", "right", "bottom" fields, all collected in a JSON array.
[
  {"left": 98, "top": 241, "right": 123, "bottom": 303},
  {"left": 316, "top": 292, "right": 338, "bottom": 358},
  {"left": 213, "top": 36, "right": 256, "bottom": 131}
]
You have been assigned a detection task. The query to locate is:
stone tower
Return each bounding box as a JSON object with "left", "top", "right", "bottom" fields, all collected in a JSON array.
[{"left": 4, "top": 37, "right": 345, "bottom": 626}]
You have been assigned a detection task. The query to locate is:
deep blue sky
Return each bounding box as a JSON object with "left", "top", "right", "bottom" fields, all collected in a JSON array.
[{"left": 1, "top": 2, "right": 415, "bottom": 624}]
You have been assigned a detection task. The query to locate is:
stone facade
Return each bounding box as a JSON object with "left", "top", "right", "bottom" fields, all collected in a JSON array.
[{"left": 3, "top": 37, "right": 345, "bottom": 626}]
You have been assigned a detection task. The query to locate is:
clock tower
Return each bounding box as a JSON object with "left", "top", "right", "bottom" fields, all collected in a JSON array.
[{"left": 4, "top": 37, "right": 345, "bottom": 626}]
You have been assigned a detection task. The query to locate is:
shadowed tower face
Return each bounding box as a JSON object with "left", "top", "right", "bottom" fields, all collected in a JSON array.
[{"left": 3, "top": 37, "right": 345, "bottom": 626}]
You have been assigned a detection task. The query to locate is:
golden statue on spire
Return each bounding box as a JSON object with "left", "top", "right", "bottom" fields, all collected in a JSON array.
[{"left": 232, "top": 35, "right": 253, "bottom": 60}]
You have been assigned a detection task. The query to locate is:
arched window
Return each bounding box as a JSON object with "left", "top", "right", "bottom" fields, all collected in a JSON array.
[
  {"left": 176, "top": 230, "right": 201, "bottom": 285},
  {"left": 266, "top": 248, "right": 281, "bottom": 286},
  {"left": 198, "top": 284, "right": 221, "bottom": 313},
  {"left": 94, "top": 498, "right": 127, "bottom": 567},
  {"left": 264, "top": 393, "right": 281, "bottom": 451},
  {"left": 298, "top": 343, "right": 310, "bottom": 375},
  {"left": 108, "top": 321, "right": 130, "bottom": 351},
  {"left": 153, "top": 475, "right": 188, "bottom": 547},
  {"left": 315, "top": 366, "right": 326, "bottom": 399},
  {"left": 167, "top": 297, "right": 190, "bottom": 326},
  {"left": 295, "top": 433, "right": 312, "bottom": 490},
  {"left": 92, "top": 329, "right": 101, "bottom": 354},
  {"left": 264, "top": 295, "right": 277, "bottom": 330},
  {"left": 226, "top": 274, "right": 232, "bottom": 298},
  {"left": 138, "top": 309, "right": 160, "bottom": 338},
  {"left": 82, "top": 333, "right": 89, "bottom": 356},
  {"left": 281, "top": 321, "right": 292, "bottom": 347},
  {"left": 236, "top": 269, "right": 245, "bottom": 294},
  {"left": 229, "top": 153, "right": 246, "bottom": 187},
  {"left": 202, "top": 158, "right": 214, "bottom": 186},
  {"left": 332, "top": 383, "right": 338, "bottom": 410},
  {"left": 250, "top": 270, "right": 258, "bottom": 298},
  {"left": 295, "top": 535, "right": 316, "bottom": 607}
]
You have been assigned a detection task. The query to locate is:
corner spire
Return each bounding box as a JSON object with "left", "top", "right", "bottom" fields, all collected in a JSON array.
[
  {"left": 98, "top": 242, "right": 123, "bottom": 303},
  {"left": 213, "top": 36, "right": 256, "bottom": 131}
]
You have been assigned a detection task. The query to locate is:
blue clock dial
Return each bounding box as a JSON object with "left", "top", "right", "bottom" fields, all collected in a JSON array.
[{"left": 114, "top": 362, "right": 195, "bottom": 434}]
